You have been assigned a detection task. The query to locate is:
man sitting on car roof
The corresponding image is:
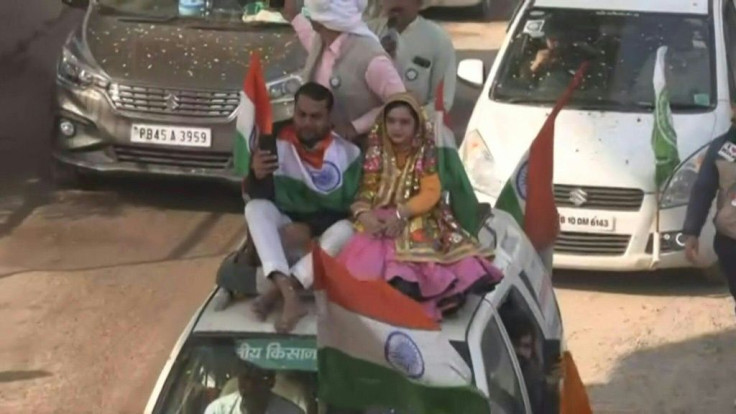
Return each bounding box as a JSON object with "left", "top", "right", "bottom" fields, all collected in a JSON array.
[{"left": 214, "top": 82, "right": 360, "bottom": 333}]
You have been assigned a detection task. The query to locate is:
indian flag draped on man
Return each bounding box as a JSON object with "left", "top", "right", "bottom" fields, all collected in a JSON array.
[
  {"left": 232, "top": 51, "right": 362, "bottom": 215},
  {"left": 313, "top": 248, "right": 490, "bottom": 413},
  {"left": 651, "top": 46, "right": 681, "bottom": 190}
]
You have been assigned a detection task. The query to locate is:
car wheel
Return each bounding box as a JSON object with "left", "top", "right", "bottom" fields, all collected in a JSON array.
[
  {"left": 700, "top": 264, "right": 726, "bottom": 285},
  {"left": 473, "top": 0, "right": 493, "bottom": 21},
  {"left": 51, "top": 160, "right": 89, "bottom": 189}
]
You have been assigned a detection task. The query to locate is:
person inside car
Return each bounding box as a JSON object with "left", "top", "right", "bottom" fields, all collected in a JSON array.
[
  {"left": 205, "top": 360, "right": 304, "bottom": 414},
  {"left": 213, "top": 82, "right": 360, "bottom": 333},
  {"left": 280, "top": 0, "right": 406, "bottom": 147}
]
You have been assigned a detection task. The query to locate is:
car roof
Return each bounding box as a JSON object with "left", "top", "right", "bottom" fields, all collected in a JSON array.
[
  {"left": 192, "top": 287, "right": 489, "bottom": 342},
  {"left": 531, "top": 0, "right": 709, "bottom": 15}
]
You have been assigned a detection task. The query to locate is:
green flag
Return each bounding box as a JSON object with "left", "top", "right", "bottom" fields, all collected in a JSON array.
[{"left": 651, "top": 46, "right": 680, "bottom": 190}]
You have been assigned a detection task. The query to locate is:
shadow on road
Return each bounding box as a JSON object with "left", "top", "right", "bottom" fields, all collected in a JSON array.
[
  {"left": 586, "top": 329, "right": 736, "bottom": 413},
  {"left": 0, "top": 370, "right": 52, "bottom": 384},
  {"left": 553, "top": 269, "right": 729, "bottom": 298}
]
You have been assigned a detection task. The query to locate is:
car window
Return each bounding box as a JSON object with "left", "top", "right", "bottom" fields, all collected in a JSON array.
[
  {"left": 481, "top": 317, "right": 527, "bottom": 414},
  {"left": 492, "top": 7, "right": 715, "bottom": 112},
  {"left": 724, "top": 0, "right": 736, "bottom": 98}
]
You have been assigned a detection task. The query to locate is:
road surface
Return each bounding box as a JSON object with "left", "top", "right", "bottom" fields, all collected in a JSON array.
[{"left": 1, "top": 2, "right": 734, "bottom": 413}]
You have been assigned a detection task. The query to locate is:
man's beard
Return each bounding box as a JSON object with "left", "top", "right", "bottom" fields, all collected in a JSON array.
[{"left": 297, "top": 131, "right": 324, "bottom": 149}]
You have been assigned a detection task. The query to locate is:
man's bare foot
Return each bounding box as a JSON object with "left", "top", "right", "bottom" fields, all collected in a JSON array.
[
  {"left": 276, "top": 290, "right": 308, "bottom": 333},
  {"left": 251, "top": 284, "right": 281, "bottom": 321},
  {"left": 212, "top": 289, "right": 233, "bottom": 311}
]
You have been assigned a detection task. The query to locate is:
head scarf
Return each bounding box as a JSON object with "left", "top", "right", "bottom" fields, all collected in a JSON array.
[
  {"left": 303, "top": 0, "right": 379, "bottom": 40},
  {"left": 354, "top": 93, "right": 437, "bottom": 211}
]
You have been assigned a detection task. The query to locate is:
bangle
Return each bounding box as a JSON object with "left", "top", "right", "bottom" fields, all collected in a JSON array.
[{"left": 395, "top": 208, "right": 406, "bottom": 221}]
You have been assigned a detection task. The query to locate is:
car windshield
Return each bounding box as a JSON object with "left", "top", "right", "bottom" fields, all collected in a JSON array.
[
  {"left": 97, "top": 0, "right": 289, "bottom": 25},
  {"left": 156, "top": 336, "right": 472, "bottom": 414},
  {"left": 491, "top": 8, "right": 714, "bottom": 112}
]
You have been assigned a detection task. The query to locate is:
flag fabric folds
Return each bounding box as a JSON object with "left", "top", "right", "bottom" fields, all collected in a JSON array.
[
  {"left": 651, "top": 46, "right": 681, "bottom": 191},
  {"left": 233, "top": 51, "right": 273, "bottom": 177},
  {"left": 313, "top": 247, "right": 490, "bottom": 414}
]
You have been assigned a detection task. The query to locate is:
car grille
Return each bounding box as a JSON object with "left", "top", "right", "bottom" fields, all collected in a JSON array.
[
  {"left": 108, "top": 84, "right": 239, "bottom": 118},
  {"left": 114, "top": 145, "right": 231, "bottom": 171},
  {"left": 555, "top": 232, "right": 631, "bottom": 256},
  {"left": 554, "top": 185, "right": 644, "bottom": 211}
]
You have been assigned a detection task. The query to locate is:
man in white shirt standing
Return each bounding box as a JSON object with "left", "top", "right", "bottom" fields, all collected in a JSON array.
[{"left": 367, "top": 0, "right": 457, "bottom": 115}]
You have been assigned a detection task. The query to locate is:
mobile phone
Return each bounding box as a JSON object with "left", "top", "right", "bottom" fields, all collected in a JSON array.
[{"left": 258, "top": 134, "right": 278, "bottom": 161}]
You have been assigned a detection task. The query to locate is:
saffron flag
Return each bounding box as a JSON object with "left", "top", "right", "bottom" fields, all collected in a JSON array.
[
  {"left": 313, "top": 248, "right": 490, "bottom": 414},
  {"left": 233, "top": 51, "right": 273, "bottom": 177},
  {"left": 651, "top": 46, "right": 680, "bottom": 190},
  {"left": 495, "top": 62, "right": 589, "bottom": 251},
  {"left": 434, "top": 82, "right": 482, "bottom": 234},
  {"left": 560, "top": 351, "right": 593, "bottom": 414}
]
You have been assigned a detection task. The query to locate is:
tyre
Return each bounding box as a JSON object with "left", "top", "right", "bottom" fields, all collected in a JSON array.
[
  {"left": 50, "top": 160, "right": 91, "bottom": 189},
  {"left": 700, "top": 264, "right": 726, "bottom": 285}
]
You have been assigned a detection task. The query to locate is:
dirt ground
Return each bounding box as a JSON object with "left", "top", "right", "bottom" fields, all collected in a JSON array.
[{"left": 1, "top": 2, "right": 735, "bottom": 414}]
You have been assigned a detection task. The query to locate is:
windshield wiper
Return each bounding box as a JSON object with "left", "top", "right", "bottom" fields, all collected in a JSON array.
[{"left": 500, "top": 97, "right": 554, "bottom": 105}]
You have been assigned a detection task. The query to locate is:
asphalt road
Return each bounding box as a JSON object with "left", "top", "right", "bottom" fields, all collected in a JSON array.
[{"left": 1, "top": 2, "right": 735, "bottom": 414}]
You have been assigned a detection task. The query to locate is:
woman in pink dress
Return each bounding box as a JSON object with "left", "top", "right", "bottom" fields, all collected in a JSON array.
[{"left": 337, "top": 93, "right": 503, "bottom": 320}]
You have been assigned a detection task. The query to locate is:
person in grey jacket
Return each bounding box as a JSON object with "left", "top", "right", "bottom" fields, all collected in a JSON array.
[{"left": 683, "top": 122, "right": 736, "bottom": 312}]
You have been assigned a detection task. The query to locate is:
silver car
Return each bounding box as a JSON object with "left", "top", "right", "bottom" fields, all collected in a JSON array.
[{"left": 54, "top": 0, "right": 305, "bottom": 184}]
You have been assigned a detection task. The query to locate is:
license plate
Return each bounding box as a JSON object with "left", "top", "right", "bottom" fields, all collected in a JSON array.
[
  {"left": 559, "top": 211, "right": 615, "bottom": 232},
  {"left": 130, "top": 124, "right": 212, "bottom": 148}
]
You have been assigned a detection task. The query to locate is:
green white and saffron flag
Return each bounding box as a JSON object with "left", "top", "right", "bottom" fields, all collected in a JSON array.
[
  {"left": 651, "top": 46, "right": 681, "bottom": 190},
  {"left": 313, "top": 247, "right": 490, "bottom": 414},
  {"left": 271, "top": 129, "right": 362, "bottom": 215},
  {"left": 434, "top": 82, "right": 482, "bottom": 235},
  {"left": 233, "top": 51, "right": 272, "bottom": 177}
]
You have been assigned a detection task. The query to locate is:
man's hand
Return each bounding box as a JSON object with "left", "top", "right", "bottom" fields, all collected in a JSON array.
[
  {"left": 251, "top": 149, "right": 278, "bottom": 180},
  {"left": 545, "top": 358, "right": 563, "bottom": 386},
  {"left": 530, "top": 49, "right": 551, "bottom": 73},
  {"left": 280, "top": 0, "right": 299, "bottom": 21},
  {"left": 358, "top": 211, "right": 384, "bottom": 235},
  {"left": 335, "top": 123, "right": 359, "bottom": 141},
  {"left": 684, "top": 235, "right": 700, "bottom": 264}
]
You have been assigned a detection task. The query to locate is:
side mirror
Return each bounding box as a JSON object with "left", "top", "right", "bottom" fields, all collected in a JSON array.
[
  {"left": 62, "top": 0, "right": 90, "bottom": 9},
  {"left": 457, "top": 59, "right": 486, "bottom": 89}
]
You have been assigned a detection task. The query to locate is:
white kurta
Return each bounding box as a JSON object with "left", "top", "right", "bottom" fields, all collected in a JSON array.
[{"left": 368, "top": 16, "right": 457, "bottom": 114}]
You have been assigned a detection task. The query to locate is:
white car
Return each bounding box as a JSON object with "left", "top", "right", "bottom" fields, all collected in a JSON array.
[
  {"left": 144, "top": 210, "right": 564, "bottom": 414},
  {"left": 457, "top": 0, "right": 735, "bottom": 275}
]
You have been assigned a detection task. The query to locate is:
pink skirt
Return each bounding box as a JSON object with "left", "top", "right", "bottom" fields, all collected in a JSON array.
[{"left": 336, "top": 232, "right": 504, "bottom": 320}]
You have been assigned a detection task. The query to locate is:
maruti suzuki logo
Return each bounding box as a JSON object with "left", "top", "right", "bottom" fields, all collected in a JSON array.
[
  {"left": 165, "top": 93, "right": 180, "bottom": 111},
  {"left": 569, "top": 188, "right": 588, "bottom": 207}
]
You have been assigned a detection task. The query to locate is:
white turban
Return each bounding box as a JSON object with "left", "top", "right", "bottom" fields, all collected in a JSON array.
[{"left": 303, "top": 0, "right": 379, "bottom": 40}]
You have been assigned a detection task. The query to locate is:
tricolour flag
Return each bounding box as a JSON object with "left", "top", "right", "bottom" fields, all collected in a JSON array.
[
  {"left": 651, "top": 46, "right": 680, "bottom": 190},
  {"left": 434, "top": 82, "right": 482, "bottom": 235},
  {"left": 271, "top": 128, "right": 363, "bottom": 215},
  {"left": 560, "top": 351, "right": 593, "bottom": 414},
  {"left": 313, "top": 247, "right": 490, "bottom": 414},
  {"left": 495, "top": 62, "right": 589, "bottom": 252},
  {"left": 233, "top": 51, "right": 272, "bottom": 177}
]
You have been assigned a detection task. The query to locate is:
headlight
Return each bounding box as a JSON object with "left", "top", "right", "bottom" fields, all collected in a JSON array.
[
  {"left": 58, "top": 48, "right": 108, "bottom": 88},
  {"left": 659, "top": 142, "right": 710, "bottom": 209},
  {"left": 267, "top": 74, "right": 302, "bottom": 101},
  {"left": 461, "top": 129, "right": 504, "bottom": 197}
]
